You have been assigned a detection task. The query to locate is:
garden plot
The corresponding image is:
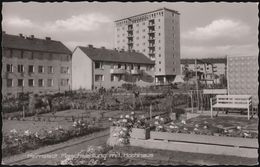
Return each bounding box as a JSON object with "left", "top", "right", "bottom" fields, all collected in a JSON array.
[{"left": 163, "top": 115, "right": 258, "bottom": 138}]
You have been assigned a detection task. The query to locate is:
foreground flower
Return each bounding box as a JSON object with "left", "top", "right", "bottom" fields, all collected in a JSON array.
[
  {"left": 122, "top": 119, "right": 127, "bottom": 123},
  {"left": 194, "top": 128, "right": 198, "bottom": 131},
  {"left": 155, "top": 116, "right": 160, "bottom": 120},
  {"left": 237, "top": 126, "right": 241, "bottom": 130},
  {"left": 24, "top": 130, "right": 31, "bottom": 136},
  {"left": 181, "top": 120, "right": 186, "bottom": 124},
  {"left": 10, "top": 129, "right": 17, "bottom": 134},
  {"left": 108, "top": 118, "right": 112, "bottom": 121},
  {"left": 125, "top": 115, "right": 130, "bottom": 118},
  {"left": 120, "top": 115, "right": 123, "bottom": 119},
  {"left": 195, "top": 124, "right": 199, "bottom": 128},
  {"left": 203, "top": 125, "right": 208, "bottom": 129},
  {"left": 131, "top": 111, "right": 135, "bottom": 115}
]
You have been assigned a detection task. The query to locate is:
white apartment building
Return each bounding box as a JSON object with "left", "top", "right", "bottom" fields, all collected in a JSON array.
[{"left": 114, "top": 7, "right": 181, "bottom": 85}]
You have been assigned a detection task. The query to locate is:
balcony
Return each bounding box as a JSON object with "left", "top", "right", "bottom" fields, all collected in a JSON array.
[
  {"left": 148, "top": 30, "right": 155, "bottom": 34},
  {"left": 148, "top": 23, "right": 155, "bottom": 27},
  {"left": 127, "top": 34, "right": 133, "bottom": 38},
  {"left": 148, "top": 37, "right": 155, "bottom": 41},
  {"left": 148, "top": 44, "right": 155, "bottom": 48},
  {"left": 127, "top": 28, "right": 133, "bottom": 32},
  {"left": 110, "top": 69, "right": 126, "bottom": 74},
  {"left": 131, "top": 69, "right": 141, "bottom": 75}
]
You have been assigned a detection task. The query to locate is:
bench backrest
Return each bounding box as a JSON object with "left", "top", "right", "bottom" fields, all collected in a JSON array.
[{"left": 215, "top": 95, "right": 252, "bottom": 105}]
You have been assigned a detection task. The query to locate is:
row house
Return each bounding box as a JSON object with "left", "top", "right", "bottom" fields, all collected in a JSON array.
[{"left": 2, "top": 32, "right": 72, "bottom": 97}]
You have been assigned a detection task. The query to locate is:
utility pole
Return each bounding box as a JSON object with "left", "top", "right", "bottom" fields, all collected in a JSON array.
[{"left": 195, "top": 59, "right": 199, "bottom": 110}]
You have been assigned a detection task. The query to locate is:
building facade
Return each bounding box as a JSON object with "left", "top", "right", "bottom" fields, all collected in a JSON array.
[
  {"left": 72, "top": 45, "right": 155, "bottom": 90},
  {"left": 114, "top": 8, "right": 181, "bottom": 85},
  {"left": 2, "top": 32, "right": 72, "bottom": 97},
  {"left": 227, "top": 55, "right": 258, "bottom": 107}
]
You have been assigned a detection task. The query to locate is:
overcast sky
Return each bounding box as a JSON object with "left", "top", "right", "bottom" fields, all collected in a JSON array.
[{"left": 2, "top": 2, "right": 258, "bottom": 58}]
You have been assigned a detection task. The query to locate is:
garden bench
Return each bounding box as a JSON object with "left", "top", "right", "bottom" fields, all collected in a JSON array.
[{"left": 210, "top": 95, "right": 252, "bottom": 120}]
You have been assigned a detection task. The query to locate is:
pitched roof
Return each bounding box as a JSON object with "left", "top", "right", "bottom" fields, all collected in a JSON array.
[
  {"left": 77, "top": 46, "right": 155, "bottom": 65},
  {"left": 2, "top": 33, "right": 72, "bottom": 54}
]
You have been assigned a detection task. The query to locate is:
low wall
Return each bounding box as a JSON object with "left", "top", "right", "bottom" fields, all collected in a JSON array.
[{"left": 108, "top": 126, "right": 258, "bottom": 158}]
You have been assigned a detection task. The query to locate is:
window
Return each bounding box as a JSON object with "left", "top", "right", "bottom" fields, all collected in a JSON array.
[
  {"left": 159, "top": 61, "right": 161, "bottom": 64},
  {"left": 60, "top": 79, "right": 69, "bottom": 86},
  {"left": 159, "top": 54, "right": 161, "bottom": 57},
  {"left": 18, "top": 79, "right": 24, "bottom": 87},
  {"left": 18, "top": 65, "right": 24, "bottom": 73},
  {"left": 29, "top": 52, "right": 34, "bottom": 59},
  {"left": 7, "top": 79, "right": 13, "bottom": 87},
  {"left": 136, "top": 37, "right": 139, "bottom": 40},
  {"left": 138, "top": 65, "right": 140, "bottom": 70},
  {"left": 136, "top": 23, "right": 139, "bottom": 27},
  {"left": 95, "top": 62, "right": 103, "bottom": 69},
  {"left": 159, "top": 68, "right": 161, "bottom": 72},
  {"left": 158, "top": 19, "right": 160, "bottom": 22},
  {"left": 95, "top": 75, "right": 104, "bottom": 82},
  {"left": 118, "top": 64, "right": 121, "bottom": 69},
  {"left": 111, "top": 75, "right": 115, "bottom": 82},
  {"left": 158, "top": 26, "right": 160, "bottom": 29},
  {"left": 20, "top": 51, "right": 24, "bottom": 59},
  {"left": 28, "top": 65, "right": 34, "bottom": 73},
  {"left": 47, "top": 79, "right": 53, "bottom": 87},
  {"left": 38, "top": 79, "right": 44, "bottom": 87},
  {"left": 6, "top": 64, "right": 13, "bottom": 72},
  {"left": 158, "top": 33, "right": 161, "bottom": 36},
  {"left": 142, "top": 35, "right": 145, "bottom": 39},
  {"left": 173, "top": 68, "right": 175, "bottom": 72},
  {"left": 48, "top": 66, "right": 54, "bottom": 74},
  {"left": 142, "top": 29, "right": 145, "bottom": 32},
  {"left": 118, "top": 75, "right": 122, "bottom": 81},
  {"left": 159, "top": 47, "right": 161, "bottom": 50},
  {"left": 61, "top": 66, "right": 69, "bottom": 74},
  {"left": 173, "top": 54, "right": 174, "bottom": 58},
  {"left": 28, "top": 79, "right": 34, "bottom": 87},
  {"left": 38, "top": 66, "right": 44, "bottom": 73},
  {"left": 136, "top": 30, "right": 139, "bottom": 33},
  {"left": 142, "top": 22, "right": 145, "bottom": 25}
]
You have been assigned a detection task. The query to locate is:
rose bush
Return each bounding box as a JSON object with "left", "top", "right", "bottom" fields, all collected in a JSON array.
[{"left": 2, "top": 120, "right": 103, "bottom": 157}]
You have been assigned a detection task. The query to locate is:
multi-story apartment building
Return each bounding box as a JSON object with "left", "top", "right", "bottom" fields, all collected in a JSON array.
[
  {"left": 2, "top": 32, "right": 72, "bottom": 97},
  {"left": 227, "top": 55, "right": 258, "bottom": 107},
  {"left": 72, "top": 45, "right": 155, "bottom": 90},
  {"left": 114, "top": 7, "right": 181, "bottom": 85}
]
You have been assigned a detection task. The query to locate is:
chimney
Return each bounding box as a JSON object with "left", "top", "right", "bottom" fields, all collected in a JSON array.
[
  {"left": 19, "top": 33, "right": 24, "bottom": 38},
  {"left": 88, "top": 44, "right": 93, "bottom": 48},
  {"left": 46, "top": 37, "right": 51, "bottom": 40},
  {"left": 101, "top": 46, "right": 105, "bottom": 49}
]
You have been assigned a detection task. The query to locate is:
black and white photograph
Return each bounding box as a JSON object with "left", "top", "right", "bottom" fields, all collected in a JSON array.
[{"left": 1, "top": 1, "right": 259, "bottom": 165}]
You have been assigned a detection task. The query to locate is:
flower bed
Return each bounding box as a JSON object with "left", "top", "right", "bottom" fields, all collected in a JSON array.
[
  {"left": 161, "top": 116, "right": 258, "bottom": 138},
  {"left": 2, "top": 120, "right": 103, "bottom": 157}
]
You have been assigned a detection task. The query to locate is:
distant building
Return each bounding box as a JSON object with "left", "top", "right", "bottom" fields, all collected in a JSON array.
[
  {"left": 2, "top": 32, "right": 72, "bottom": 97},
  {"left": 72, "top": 45, "right": 155, "bottom": 90},
  {"left": 114, "top": 7, "right": 181, "bottom": 85},
  {"left": 227, "top": 55, "right": 258, "bottom": 107},
  {"left": 181, "top": 58, "right": 227, "bottom": 85}
]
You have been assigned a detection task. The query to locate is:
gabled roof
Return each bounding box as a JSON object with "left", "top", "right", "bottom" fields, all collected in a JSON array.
[
  {"left": 77, "top": 46, "right": 155, "bottom": 65},
  {"left": 2, "top": 33, "right": 72, "bottom": 54}
]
